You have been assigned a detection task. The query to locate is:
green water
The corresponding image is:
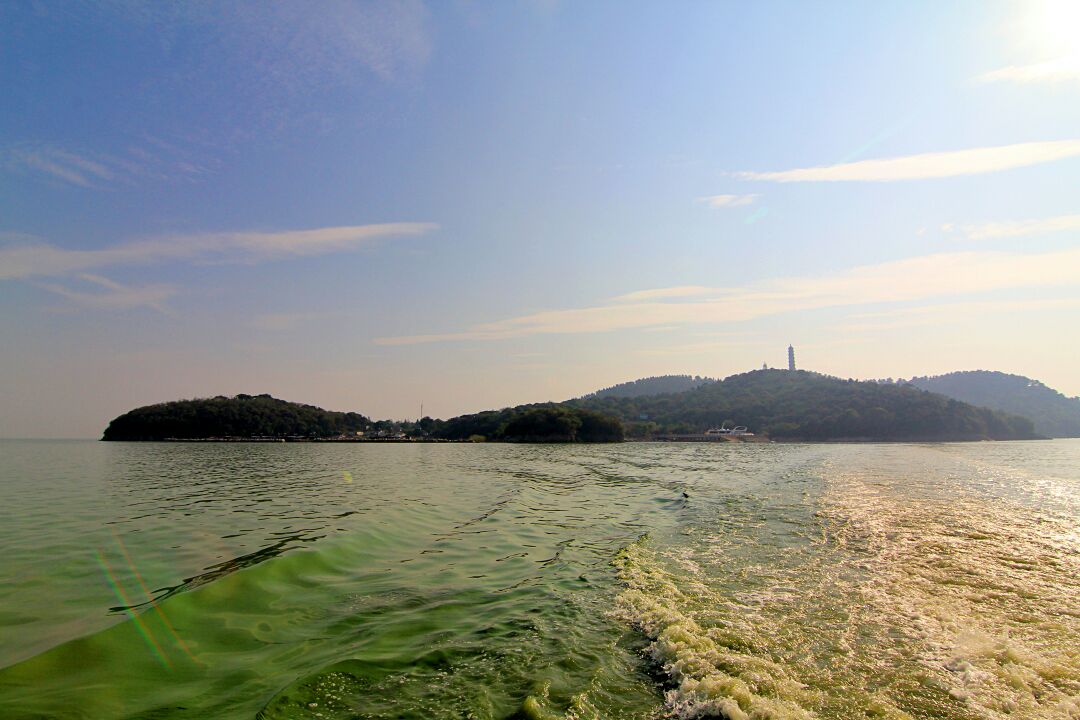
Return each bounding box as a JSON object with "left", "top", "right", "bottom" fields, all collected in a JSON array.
[{"left": 0, "top": 440, "right": 1077, "bottom": 719}]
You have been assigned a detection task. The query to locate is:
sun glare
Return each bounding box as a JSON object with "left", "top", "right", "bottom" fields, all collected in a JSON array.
[{"left": 1025, "top": 0, "right": 1080, "bottom": 57}]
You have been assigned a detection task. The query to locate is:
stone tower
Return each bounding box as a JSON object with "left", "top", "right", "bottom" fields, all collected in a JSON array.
[{"left": 788, "top": 345, "right": 796, "bottom": 371}]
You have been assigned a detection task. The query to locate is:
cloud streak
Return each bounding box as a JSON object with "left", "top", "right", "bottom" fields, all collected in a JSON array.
[
  {"left": 946, "top": 213, "right": 1080, "bottom": 240},
  {"left": 220, "top": 0, "right": 432, "bottom": 85},
  {"left": 375, "top": 248, "right": 1080, "bottom": 345},
  {"left": 699, "top": 193, "right": 758, "bottom": 208},
  {"left": 115, "top": 1, "right": 431, "bottom": 99},
  {"left": 0, "top": 223, "right": 438, "bottom": 280},
  {"left": 5, "top": 147, "right": 115, "bottom": 188},
  {"left": 3, "top": 140, "right": 221, "bottom": 188},
  {"left": 977, "top": 56, "right": 1080, "bottom": 84},
  {"left": 611, "top": 286, "right": 720, "bottom": 303},
  {"left": 835, "top": 297, "right": 1080, "bottom": 333},
  {"left": 736, "top": 140, "right": 1080, "bottom": 182},
  {"left": 36, "top": 274, "right": 177, "bottom": 313}
]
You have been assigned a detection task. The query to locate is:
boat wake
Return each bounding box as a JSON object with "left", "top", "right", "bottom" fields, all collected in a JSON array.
[{"left": 613, "top": 536, "right": 816, "bottom": 720}]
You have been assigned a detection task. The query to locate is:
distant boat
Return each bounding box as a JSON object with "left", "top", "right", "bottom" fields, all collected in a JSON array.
[{"left": 704, "top": 422, "right": 755, "bottom": 438}]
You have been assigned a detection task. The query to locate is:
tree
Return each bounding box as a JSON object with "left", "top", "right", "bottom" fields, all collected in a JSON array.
[{"left": 503, "top": 407, "right": 583, "bottom": 442}]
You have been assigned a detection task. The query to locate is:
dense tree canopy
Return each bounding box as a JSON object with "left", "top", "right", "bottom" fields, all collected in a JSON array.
[
  {"left": 907, "top": 371, "right": 1080, "bottom": 437},
  {"left": 568, "top": 369, "right": 1038, "bottom": 441},
  {"left": 582, "top": 375, "right": 716, "bottom": 400},
  {"left": 102, "top": 394, "right": 370, "bottom": 440},
  {"left": 430, "top": 404, "right": 624, "bottom": 443}
]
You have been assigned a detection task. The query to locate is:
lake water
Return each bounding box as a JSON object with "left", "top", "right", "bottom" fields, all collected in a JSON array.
[{"left": 0, "top": 440, "right": 1077, "bottom": 719}]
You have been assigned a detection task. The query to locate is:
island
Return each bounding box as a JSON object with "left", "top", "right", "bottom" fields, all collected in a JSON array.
[{"left": 101, "top": 393, "right": 372, "bottom": 441}]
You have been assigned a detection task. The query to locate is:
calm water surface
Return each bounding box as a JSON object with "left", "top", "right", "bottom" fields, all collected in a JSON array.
[{"left": 0, "top": 440, "right": 1077, "bottom": 719}]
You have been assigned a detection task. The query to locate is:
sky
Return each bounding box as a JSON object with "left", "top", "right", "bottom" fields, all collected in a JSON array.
[{"left": 2, "top": 0, "right": 1079, "bottom": 438}]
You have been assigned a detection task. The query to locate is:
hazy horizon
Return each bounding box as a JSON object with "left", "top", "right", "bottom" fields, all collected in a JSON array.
[
  {"left": 5, "top": 363, "right": 1076, "bottom": 441},
  {"left": 3, "top": 1, "right": 1079, "bottom": 438}
]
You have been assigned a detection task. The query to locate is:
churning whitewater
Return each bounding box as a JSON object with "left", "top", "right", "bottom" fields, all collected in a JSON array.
[{"left": 613, "top": 443, "right": 1080, "bottom": 719}]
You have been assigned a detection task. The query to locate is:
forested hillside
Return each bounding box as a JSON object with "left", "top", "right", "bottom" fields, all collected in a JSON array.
[
  {"left": 570, "top": 369, "right": 1038, "bottom": 441},
  {"left": 583, "top": 375, "right": 716, "bottom": 399},
  {"left": 431, "top": 405, "right": 624, "bottom": 442},
  {"left": 908, "top": 371, "right": 1080, "bottom": 437}
]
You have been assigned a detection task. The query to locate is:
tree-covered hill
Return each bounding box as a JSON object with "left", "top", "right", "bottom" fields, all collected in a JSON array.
[
  {"left": 582, "top": 375, "right": 716, "bottom": 399},
  {"left": 907, "top": 371, "right": 1080, "bottom": 438},
  {"left": 568, "top": 369, "right": 1038, "bottom": 441},
  {"left": 430, "top": 404, "right": 624, "bottom": 443},
  {"left": 102, "top": 394, "right": 371, "bottom": 440}
]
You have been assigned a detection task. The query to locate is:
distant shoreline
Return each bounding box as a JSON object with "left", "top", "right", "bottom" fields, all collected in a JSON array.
[
  {"left": 144, "top": 436, "right": 469, "bottom": 443},
  {"left": 101, "top": 371, "right": 1044, "bottom": 444},
  {"left": 103, "top": 434, "right": 1047, "bottom": 444}
]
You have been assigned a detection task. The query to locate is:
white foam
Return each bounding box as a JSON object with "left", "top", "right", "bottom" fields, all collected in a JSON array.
[
  {"left": 613, "top": 540, "right": 817, "bottom": 720},
  {"left": 816, "top": 455, "right": 1080, "bottom": 720}
]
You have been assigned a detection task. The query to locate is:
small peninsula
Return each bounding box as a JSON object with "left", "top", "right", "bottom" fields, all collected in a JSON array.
[{"left": 101, "top": 394, "right": 372, "bottom": 441}]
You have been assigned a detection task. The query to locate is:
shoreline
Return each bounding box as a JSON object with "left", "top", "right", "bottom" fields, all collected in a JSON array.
[{"left": 99, "top": 434, "right": 1047, "bottom": 444}]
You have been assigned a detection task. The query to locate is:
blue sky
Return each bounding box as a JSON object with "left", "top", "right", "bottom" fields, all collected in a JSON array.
[{"left": 2, "top": 1, "right": 1079, "bottom": 437}]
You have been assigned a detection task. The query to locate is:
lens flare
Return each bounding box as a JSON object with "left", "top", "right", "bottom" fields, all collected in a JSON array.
[
  {"left": 110, "top": 530, "right": 200, "bottom": 665},
  {"left": 94, "top": 550, "right": 172, "bottom": 670}
]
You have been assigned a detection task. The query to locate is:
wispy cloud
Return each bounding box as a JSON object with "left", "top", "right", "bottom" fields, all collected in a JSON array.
[
  {"left": 835, "top": 297, "right": 1080, "bottom": 333},
  {"left": 36, "top": 274, "right": 177, "bottom": 313},
  {"left": 111, "top": 0, "right": 431, "bottom": 91},
  {"left": 611, "top": 286, "right": 719, "bottom": 303},
  {"left": 230, "top": 0, "right": 432, "bottom": 85},
  {"left": 977, "top": 56, "right": 1080, "bottom": 84},
  {"left": 4, "top": 2, "right": 434, "bottom": 185},
  {"left": 699, "top": 193, "right": 758, "bottom": 208},
  {"left": 3, "top": 140, "right": 220, "bottom": 188},
  {"left": 0, "top": 223, "right": 438, "bottom": 280},
  {"left": 736, "top": 140, "right": 1080, "bottom": 182},
  {"left": 945, "top": 213, "right": 1080, "bottom": 240},
  {"left": 375, "top": 248, "right": 1080, "bottom": 345},
  {"left": 5, "top": 147, "right": 115, "bottom": 188}
]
